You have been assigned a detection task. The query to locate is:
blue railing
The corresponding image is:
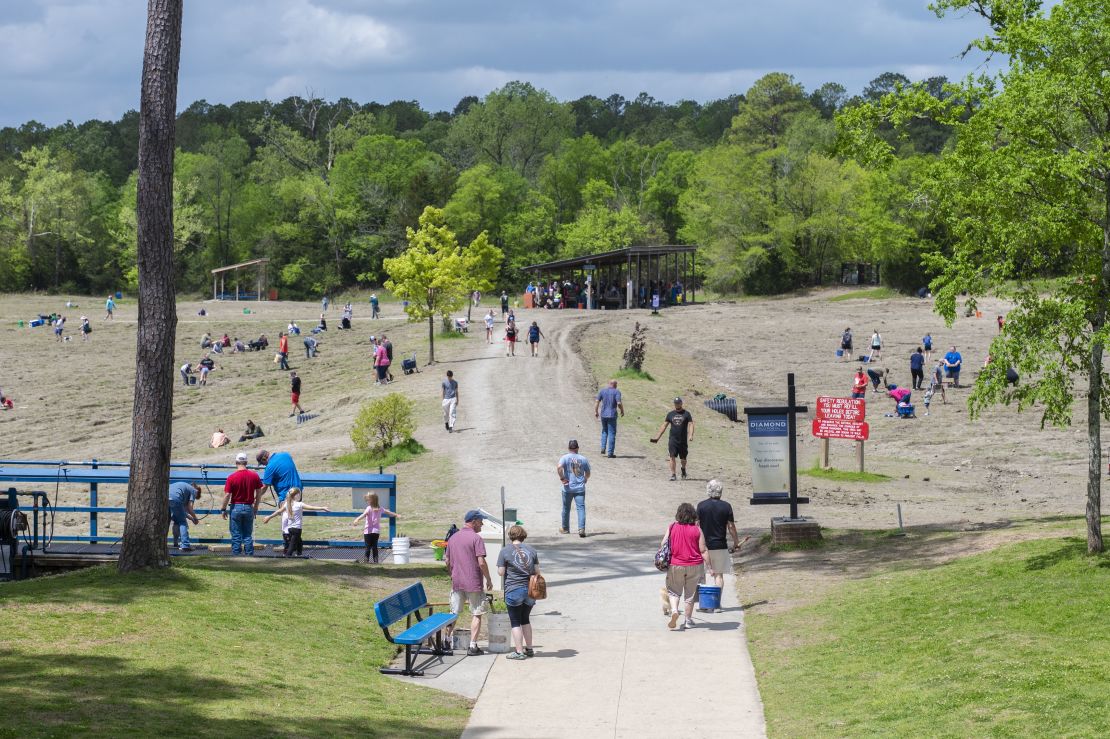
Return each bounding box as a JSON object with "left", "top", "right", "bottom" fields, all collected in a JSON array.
[{"left": 0, "top": 459, "right": 398, "bottom": 548}]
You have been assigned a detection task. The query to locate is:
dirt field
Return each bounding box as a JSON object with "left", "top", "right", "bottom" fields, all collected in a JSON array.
[{"left": 0, "top": 288, "right": 1096, "bottom": 549}]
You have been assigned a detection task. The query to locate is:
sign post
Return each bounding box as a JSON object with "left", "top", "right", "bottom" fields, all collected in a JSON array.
[
  {"left": 811, "top": 396, "right": 869, "bottom": 473},
  {"left": 745, "top": 373, "right": 809, "bottom": 520}
]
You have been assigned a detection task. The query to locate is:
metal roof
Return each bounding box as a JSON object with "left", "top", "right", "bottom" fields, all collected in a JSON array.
[
  {"left": 523, "top": 245, "right": 697, "bottom": 272},
  {"left": 210, "top": 258, "right": 270, "bottom": 275}
]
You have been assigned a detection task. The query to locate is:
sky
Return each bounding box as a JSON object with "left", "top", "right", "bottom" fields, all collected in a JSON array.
[{"left": 0, "top": 0, "right": 1000, "bottom": 127}]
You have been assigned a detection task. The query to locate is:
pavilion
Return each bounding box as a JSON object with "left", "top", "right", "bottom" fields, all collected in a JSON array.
[
  {"left": 523, "top": 245, "right": 697, "bottom": 309},
  {"left": 211, "top": 258, "right": 271, "bottom": 301}
]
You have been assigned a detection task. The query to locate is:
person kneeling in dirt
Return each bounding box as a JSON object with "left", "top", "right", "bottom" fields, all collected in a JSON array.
[
  {"left": 210, "top": 428, "right": 230, "bottom": 448},
  {"left": 239, "top": 419, "right": 264, "bottom": 443}
]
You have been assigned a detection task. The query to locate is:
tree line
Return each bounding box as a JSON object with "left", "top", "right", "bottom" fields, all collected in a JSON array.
[{"left": 0, "top": 72, "right": 955, "bottom": 298}]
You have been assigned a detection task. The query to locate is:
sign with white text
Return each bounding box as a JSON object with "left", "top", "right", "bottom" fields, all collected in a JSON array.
[
  {"left": 815, "top": 396, "right": 866, "bottom": 421},
  {"left": 747, "top": 414, "right": 790, "bottom": 494},
  {"left": 811, "top": 418, "right": 870, "bottom": 441}
]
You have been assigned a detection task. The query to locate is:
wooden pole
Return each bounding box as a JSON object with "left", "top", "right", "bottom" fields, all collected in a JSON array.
[
  {"left": 822, "top": 438, "right": 830, "bottom": 469},
  {"left": 857, "top": 440, "right": 865, "bottom": 473}
]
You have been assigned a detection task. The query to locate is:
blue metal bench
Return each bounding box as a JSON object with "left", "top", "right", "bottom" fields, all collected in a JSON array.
[{"left": 373, "top": 582, "right": 456, "bottom": 676}]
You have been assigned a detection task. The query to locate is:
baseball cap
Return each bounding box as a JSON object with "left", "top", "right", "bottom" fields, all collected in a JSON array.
[
  {"left": 673, "top": 397, "right": 683, "bottom": 404},
  {"left": 235, "top": 452, "right": 248, "bottom": 463},
  {"left": 568, "top": 439, "right": 579, "bottom": 449},
  {"left": 255, "top": 450, "right": 269, "bottom": 465},
  {"left": 464, "top": 509, "right": 488, "bottom": 523}
]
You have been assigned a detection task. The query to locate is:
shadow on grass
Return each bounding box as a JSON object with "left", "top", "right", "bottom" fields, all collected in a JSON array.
[
  {"left": 0, "top": 652, "right": 459, "bottom": 739},
  {"left": 0, "top": 564, "right": 205, "bottom": 606},
  {"left": 1023, "top": 537, "right": 1088, "bottom": 571}
]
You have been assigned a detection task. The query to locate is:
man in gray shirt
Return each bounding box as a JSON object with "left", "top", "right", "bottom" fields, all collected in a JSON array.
[
  {"left": 595, "top": 379, "right": 625, "bottom": 457},
  {"left": 442, "top": 370, "right": 459, "bottom": 432},
  {"left": 556, "top": 439, "right": 591, "bottom": 537}
]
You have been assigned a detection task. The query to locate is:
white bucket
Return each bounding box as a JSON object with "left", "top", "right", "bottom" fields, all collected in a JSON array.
[
  {"left": 391, "top": 537, "right": 410, "bottom": 565},
  {"left": 485, "top": 613, "right": 511, "bottom": 653}
]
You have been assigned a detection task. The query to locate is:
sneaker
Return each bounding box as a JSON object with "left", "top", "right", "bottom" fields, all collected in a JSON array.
[
  {"left": 559, "top": 528, "right": 570, "bottom": 534},
  {"left": 505, "top": 651, "right": 527, "bottom": 660},
  {"left": 179, "top": 547, "right": 193, "bottom": 552},
  {"left": 607, "top": 453, "right": 615, "bottom": 458},
  {"left": 578, "top": 529, "right": 586, "bottom": 538},
  {"left": 445, "top": 423, "right": 450, "bottom": 431},
  {"left": 467, "top": 645, "right": 484, "bottom": 656},
  {"left": 669, "top": 474, "right": 677, "bottom": 481},
  {"left": 524, "top": 648, "right": 535, "bottom": 658},
  {"left": 685, "top": 616, "right": 696, "bottom": 627}
]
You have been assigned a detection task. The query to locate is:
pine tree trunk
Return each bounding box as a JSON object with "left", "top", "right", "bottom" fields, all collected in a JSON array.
[{"left": 118, "top": 0, "right": 183, "bottom": 573}]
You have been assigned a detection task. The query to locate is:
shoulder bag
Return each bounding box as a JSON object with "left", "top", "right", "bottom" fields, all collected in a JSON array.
[{"left": 654, "top": 523, "right": 674, "bottom": 572}]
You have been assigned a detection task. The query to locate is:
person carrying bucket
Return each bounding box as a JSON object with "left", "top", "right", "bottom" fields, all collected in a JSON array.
[{"left": 696, "top": 480, "right": 744, "bottom": 610}]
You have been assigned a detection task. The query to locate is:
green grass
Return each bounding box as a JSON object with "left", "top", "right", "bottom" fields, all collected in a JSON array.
[
  {"left": 828, "top": 287, "right": 900, "bottom": 302},
  {"left": 748, "top": 537, "right": 1110, "bottom": 737},
  {"left": 800, "top": 464, "right": 891, "bottom": 483},
  {"left": 0, "top": 558, "right": 468, "bottom": 737},
  {"left": 614, "top": 367, "right": 655, "bottom": 381},
  {"left": 334, "top": 439, "right": 428, "bottom": 470}
]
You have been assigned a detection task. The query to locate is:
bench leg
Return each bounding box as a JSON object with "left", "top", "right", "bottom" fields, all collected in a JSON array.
[{"left": 379, "top": 644, "right": 426, "bottom": 677}]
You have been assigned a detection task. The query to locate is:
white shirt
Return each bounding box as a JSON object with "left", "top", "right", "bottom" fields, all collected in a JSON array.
[
  {"left": 484, "top": 314, "right": 494, "bottom": 329},
  {"left": 282, "top": 501, "right": 304, "bottom": 532}
]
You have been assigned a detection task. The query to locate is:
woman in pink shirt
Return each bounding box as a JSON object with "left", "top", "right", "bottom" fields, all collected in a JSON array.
[
  {"left": 374, "top": 340, "right": 390, "bottom": 385},
  {"left": 663, "top": 502, "right": 711, "bottom": 630}
]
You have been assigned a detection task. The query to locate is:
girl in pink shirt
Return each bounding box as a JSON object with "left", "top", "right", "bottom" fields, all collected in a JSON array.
[
  {"left": 663, "top": 502, "right": 711, "bottom": 630},
  {"left": 353, "top": 492, "right": 398, "bottom": 563}
]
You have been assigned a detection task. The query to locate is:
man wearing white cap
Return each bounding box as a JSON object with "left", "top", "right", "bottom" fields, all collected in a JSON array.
[{"left": 220, "top": 452, "right": 263, "bottom": 555}]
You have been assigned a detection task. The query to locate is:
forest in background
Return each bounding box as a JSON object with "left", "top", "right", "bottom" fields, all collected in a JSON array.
[{"left": 0, "top": 72, "right": 955, "bottom": 298}]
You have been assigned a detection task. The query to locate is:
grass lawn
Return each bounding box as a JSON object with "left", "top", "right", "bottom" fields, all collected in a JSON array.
[
  {"left": 0, "top": 558, "right": 469, "bottom": 738},
  {"left": 800, "top": 464, "right": 890, "bottom": 483},
  {"left": 747, "top": 536, "right": 1110, "bottom": 737}
]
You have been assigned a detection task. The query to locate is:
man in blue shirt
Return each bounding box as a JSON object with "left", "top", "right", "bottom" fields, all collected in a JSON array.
[
  {"left": 556, "top": 439, "right": 591, "bottom": 538},
  {"left": 944, "top": 346, "right": 963, "bottom": 387},
  {"left": 168, "top": 481, "right": 201, "bottom": 551},
  {"left": 594, "top": 379, "right": 625, "bottom": 458},
  {"left": 256, "top": 449, "right": 302, "bottom": 505}
]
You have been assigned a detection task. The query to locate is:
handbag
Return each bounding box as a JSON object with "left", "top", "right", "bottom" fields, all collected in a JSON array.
[
  {"left": 654, "top": 524, "right": 673, "bottom": 572},
  {"left": 528, "top": 573, "right": 547, "bottom": 600}
]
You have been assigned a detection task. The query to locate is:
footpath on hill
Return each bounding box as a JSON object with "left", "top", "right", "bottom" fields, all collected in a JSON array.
[{"left": 416, "top": 310, "right": 766, "bottom": 738}]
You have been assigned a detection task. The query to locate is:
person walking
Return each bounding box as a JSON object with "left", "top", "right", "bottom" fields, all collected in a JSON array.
[
  {"left": 278, "top": 332, "right": 290, "bottom": 370},
  {"left": 595, "top": 380, "right": 624, "bottom": 458},
  {"left": 484, "top": 310, "right": 495, "bottom": 344},
  {"left": 869, "top": 329, "right": 883, "bottom": 362},
  {"left": 167, "top": 481, "right": 201, "bottom": 551},
  {"left": 442, "top": 370, "right": 459, "bottom": 432},
  {"left": 696, "top": 480, "right": 742, "bottom": 599},
  {"left": 944, "top": 346, "right": 963, "bottom": 387},
  {"left": 556, "top": 439, "right": 591, "bottom": 537},
  {"left": 221, "top": 452, "right": 263, "bottom": 556},
  {"left": 374, "top": 338, "right": 391, "bottom": 385},
  {"left": 257, "top": 449, "right": 302, "bottom": 506},
  {"left": 663, "top": 502, "right": 711, "bottom": 630},
  {"left": 382, "top": 334, "right": 394, "bottom": 381},
  {"left": 929, "top": 359, "right": 948, "bottom": 405},
  {"left": 80, "top": 316, "right": 91, "bottom": 341},
  {"left": 321, "top": 295, "right": 329, "bottom": 313},
  {"left": 527, "top": 321, "right": 545, "bottom": 357},
  {"left": 651, "top": 397, "right": 694, "bottom": 481},
  {"left": 496, "top": 525, "right": 542, "bottom": 660},
  {"left": 263, "top": 487, "right": 330, "bottom": 557},
  {"left": 500, "top": 291, "right": 509, "bottom": 316},
  {"left": 289, "top": 372, "right": 304, "bottom": 416},
  {"left": 910, "top": 347, "right": 926, "bottom": 390},
  {"left": 53, "top": 315, "right": 65, "bottom": 341},
  {"left": 840, "top": 327, "right": 853, "bottom": 361},
  {"left": 922, "top": 332, "right": 933, "bottom": 363},
  {"left": 370, "top": 292, "right": 380, "bottom": 319},
  {"left": 444, "top": 510, "right": 494, "bottom": 656},
  {"left": 505, "top": 319, "right": 518, "bottom": 356},
  {"left": 104, "top": 295, "right": 115, "bottom": 320}
]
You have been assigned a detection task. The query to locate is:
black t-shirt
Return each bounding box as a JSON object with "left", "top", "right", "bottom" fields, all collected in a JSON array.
[
  {"left": 697, "top": 498, "right": 735, "bottom": 550},
  {"left": 291, "top": 376, "right": 301, "bottom": 393},
  {"left": 666, "top": 409, "right": 693, "bottom": 442}
]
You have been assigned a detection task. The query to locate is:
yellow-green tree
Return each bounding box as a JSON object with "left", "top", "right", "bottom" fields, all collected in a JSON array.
[{"left": 384, "top": 206, "right": 502, "bottom": 362}]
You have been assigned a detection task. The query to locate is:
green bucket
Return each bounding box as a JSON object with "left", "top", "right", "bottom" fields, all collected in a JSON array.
[{"left": 433, "top": 545, "right": 445, "bottom": 561}]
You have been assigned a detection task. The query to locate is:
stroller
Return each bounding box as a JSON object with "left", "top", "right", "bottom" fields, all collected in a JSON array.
[{"left": 402, "top": 352, "right": 419, "bottom": 375}]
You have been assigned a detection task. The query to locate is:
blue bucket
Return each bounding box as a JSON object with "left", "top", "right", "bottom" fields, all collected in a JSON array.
[
  {"left": 698, "top": 585, "right": 722, "bottom": 610},
  {"left": 835, "top": 349, "right": 844, "bottom": 357},
  {"left": 115, "top": 291, "right": 122, "bottom": 299}
]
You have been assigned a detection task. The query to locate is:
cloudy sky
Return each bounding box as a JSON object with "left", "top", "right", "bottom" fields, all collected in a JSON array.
[{"left": 0, "top": 0, "right": 998, "bottom": 127}]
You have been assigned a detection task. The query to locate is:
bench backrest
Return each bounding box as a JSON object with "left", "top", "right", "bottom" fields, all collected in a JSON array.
[{"left": 374, "top": 582, "right": 428, "bottom": 629}]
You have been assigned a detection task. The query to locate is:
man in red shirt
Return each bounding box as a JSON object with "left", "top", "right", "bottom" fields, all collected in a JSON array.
[
  {"left": 444, "top": 510, "right": 494, "bottom": 655},
  {"left": 277, "top": 332, "right": 290, "bottom": 370},
  {"left": 221, "top": 452, "right": 264, "bottom": 555}
]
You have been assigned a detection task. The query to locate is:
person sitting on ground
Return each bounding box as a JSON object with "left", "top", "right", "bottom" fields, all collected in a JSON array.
[
  {"left": 232, "top": 337, "right": 245, "bottom": 353},
  {"left": 238, "top": 419, "right": 264, "bottom": 442},
  {"left": 287, "top": 321, "right": 300, "bottom": 336},
  {"left": 221, "top": 334, "right": 231, "bottom": 347},
  {"left": 210, "top": 428, "right": 230, "bottom": 448},
  {"left": 248, "top": 334, "right": 268, "bottom": 352},
  {"left": 210, "top": 340, "right": 223, "bottom": 354},
  {"left": 201, "top": 332, "right": 212, "bottom": 349},
  {"left": 317, "top": 313, "right": 327, "bottom": 332}
]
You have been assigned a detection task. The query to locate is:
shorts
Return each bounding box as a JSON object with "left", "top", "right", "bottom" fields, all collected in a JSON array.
[
  {"left": 450, "top": 590, "right": 489, "bottom": 616},
  {"left": 291, "top": 392, "right": 300, "bottom": 404},
  {"left": 706, "top": 548, "right": 731, "bottom": 574},
  {"left": 841, "top": 342, "right": 852, "bottom": 351},
  {"left": 668, "top": 439, "right": 688, "bottom": 459},
  {"left": 851, "top": 391, "right": 865, "bottom": 399},
  {"left": 666, "top": 563, "right": 705, "bottom": 601}
]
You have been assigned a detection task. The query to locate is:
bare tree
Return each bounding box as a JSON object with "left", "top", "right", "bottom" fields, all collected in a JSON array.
[{"left": 118, "top": 0, "right": 183, "bottom": 572}]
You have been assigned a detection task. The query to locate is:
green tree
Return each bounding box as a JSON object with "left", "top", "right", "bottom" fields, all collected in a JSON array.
[
  {"left": 841, "top": 0, "right": 1110, "bottom": 553},
  {"left": 351, "top": 393, "right": 416, "bottom": 452},
  {"left": 384, "top": 206, "right": 502, "bottom": 362},
  {"left": 558, "top": 179, "right": 657, "bottom": 257}
]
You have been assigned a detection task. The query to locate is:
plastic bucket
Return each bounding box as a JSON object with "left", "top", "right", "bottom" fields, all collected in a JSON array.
[
  {"left": 485, "top": 613, "right": 511, "bottom": 653},
  {"left": 835, "top": 349, "right": 843, "bottom": 357},
  {"left": 391, "top": 536, "right": 410, "bottom": 565},
  {"left": 115, "top": 291, "right": 122, "bottom": 299},
  {"left": 433, "top": 545, "right": 445, "bottom": 561},
  {"left": 698, "top": 585, "right": 722, "bottom": 610}
]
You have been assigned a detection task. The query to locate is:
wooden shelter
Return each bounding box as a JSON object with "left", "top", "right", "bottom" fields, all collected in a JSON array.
[
  {"left": 211, "top": 258, "right": 270, "bottom": 301},
  {"left": 523, "top": 245, "right": 697, "bottom": 309}
]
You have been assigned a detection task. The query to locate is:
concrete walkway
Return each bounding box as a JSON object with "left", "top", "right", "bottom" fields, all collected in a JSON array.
[{"left": 461, "top": 540, "right": 766, "bottom": 738}]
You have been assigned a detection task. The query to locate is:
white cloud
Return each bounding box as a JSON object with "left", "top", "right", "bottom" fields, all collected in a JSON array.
[{"left": 247, "top": 0, "right": 404, "bottom": 70}]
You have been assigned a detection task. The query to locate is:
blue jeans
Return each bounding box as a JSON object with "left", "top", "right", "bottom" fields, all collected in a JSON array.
[
  {"left": 600, "top": 417, "right": 617, "bottom": 455},
  {"left": 168, "top": 499, "right": 191, "bottom": 549},
  {"left": 561, "top": 488, "right": 586, "bottom": 531},
  {"left": 229, "top": 504, "right": 255, "bottom": 555}
]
